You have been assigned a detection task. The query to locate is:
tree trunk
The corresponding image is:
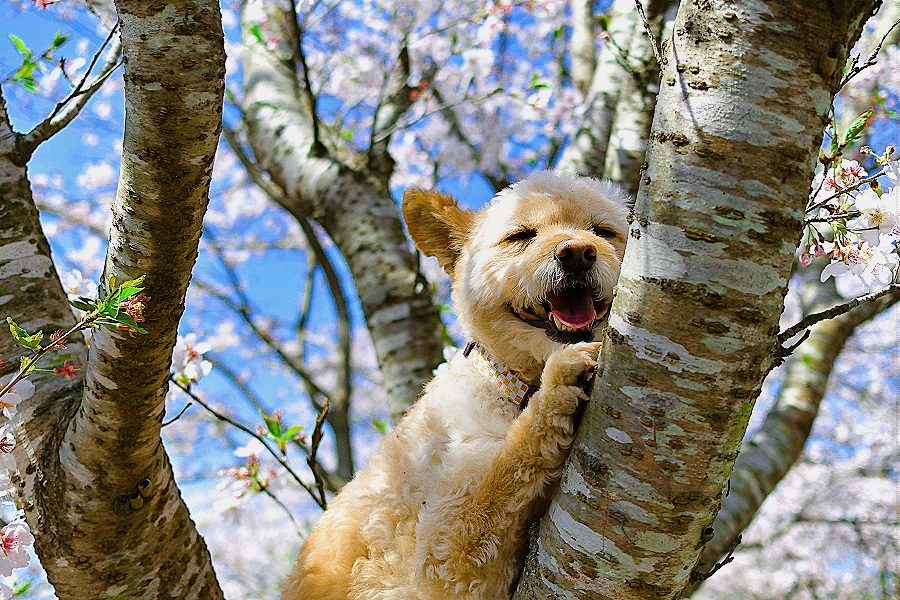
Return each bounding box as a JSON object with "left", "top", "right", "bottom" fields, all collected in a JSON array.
[
  {"left": 240, "top": 0, "right": 444, "bottom": 421},
  {"left": 515, "top": 1, "right": 879, "bottom": 597},
  {"left": 555, "top": 0, "right": 639, "bottom": 177},
  {"left": 601, "top": 0, "right": 674, "bottom": 196},
  {"left": 686, "top": 271, "right": 899, "bottom": 596},
  {"left": 4, "top": 2, "right": 228, "bottom": 598}
]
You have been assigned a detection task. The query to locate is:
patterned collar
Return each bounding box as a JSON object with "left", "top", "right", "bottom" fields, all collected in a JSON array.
[{"left": 463, "top": 341, "right": 537, "bottom": 410}]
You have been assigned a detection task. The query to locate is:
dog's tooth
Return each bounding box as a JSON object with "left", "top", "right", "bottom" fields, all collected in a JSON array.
[
  {"left": 533, "top": 304, "right": 547, "bottom": 319},
  {"left": 550, "top": 313, "right": 561, "bottom": 329}
]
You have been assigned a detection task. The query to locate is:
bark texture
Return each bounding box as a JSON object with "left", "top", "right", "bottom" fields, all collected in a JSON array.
[
  {"left": 569, "top": 0, "right": 598, "bottom": 94},
  {"left": 601, "top": 0, "right": 674, "bottom": 196},
  {"left": 555, "top": 0, "right": 638, "bottom": 177},
  {"left": 515, "top": 1, "right": 880, "bottom": 598},
  {"left": 3, "top": 2, "right": 227, "bottom": 598},
  {"left": 687, "top": 273, "right": 899, "bottom": 595},
  {"left": 240, "top": 0, "right": 444, "bottom": 420}
]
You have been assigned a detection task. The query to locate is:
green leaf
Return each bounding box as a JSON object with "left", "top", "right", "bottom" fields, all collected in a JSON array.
[
  {"left": 12, "top": 581, "right": 32, "bottom": 594},
  {"left": 8, "top": 34, "right": 29, "bottom": 56},
  {"left": 261, "top": 412, "right": 282, "bottom": 438},
  {"left": 527, "top": 72, "right": 549, "bottom": 90},
  {"left": 19, "top": 356, "right": 36, "bottom": 377},
  {"left": 51, "top": 30, "right": 69, "bottom": 50},
  {"left": 12, "top": 61, "right": 37, "bottom": 82},
  {"left": 6, "top": 317, "right": 43, "bottom": 352},
  {"left": 69, "top": 298, "right": 96, "bottom": 312},
  {"left": 110, "top": 314, "right": 147, "bottom": 334},
  {"left": 117, "top": 286, "right": 144, "bottom": 303},
  {"left": 371, "top": 419, "right": 388, "bottom": 435},
  {"left": 284, "top": 425, "right": 305, "bottom": 439},
  {"left": 828, "top": 135, "right": 839, "bottom": 157},
  {"left": 117, "top": 275, "right": 146, "bottom": 290},
  {"left": 249, "top": 24, "right": 264, "bottom": 45},
  {"left": 843, "top": 109, "right": 872, "bottom": 144}
]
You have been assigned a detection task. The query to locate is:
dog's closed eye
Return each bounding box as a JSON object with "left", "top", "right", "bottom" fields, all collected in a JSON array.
[
  {"left": 504, "top": 228, "right": 537, "bottom": 243},
  {"left": 590, "top": 224, "right": 618, "bottom": 239}
]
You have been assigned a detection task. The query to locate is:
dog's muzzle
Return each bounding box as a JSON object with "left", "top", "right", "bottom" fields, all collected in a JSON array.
[{"left": 511, "top": 285, "right": 610, "bottom": 343}]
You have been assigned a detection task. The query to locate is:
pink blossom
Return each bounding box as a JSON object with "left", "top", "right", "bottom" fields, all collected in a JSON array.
[
  {"left": 172, "top": 334, "right": 213, "bottom": 385},
  {"left": 0, "top": 521, "right": 34, "bottom": 577}
]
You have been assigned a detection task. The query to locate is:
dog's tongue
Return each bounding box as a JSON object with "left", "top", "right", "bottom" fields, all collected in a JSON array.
[{"left": 547, "top": 289, "right": 596, "bottom": 329}]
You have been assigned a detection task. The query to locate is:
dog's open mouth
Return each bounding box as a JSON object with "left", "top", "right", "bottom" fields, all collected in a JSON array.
[{"left": 511, "top": 287, "right": 610, "bottom": 343}]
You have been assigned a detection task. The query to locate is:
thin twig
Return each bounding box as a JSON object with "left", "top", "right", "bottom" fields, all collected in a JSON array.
[
  {"left": 839, "top": 18, "right": 900, "bottom": 89},
  {"left": 371, "top": 88, "right": 504, "bottom": 144},
  {"left": 307, "top": 399, "right": 330, "bottom": 507},
  {"left": 0, "top": 314, "right": 94, "bottom": 398},
  {"left": 286, "top": 2, "right": 327, "bottom": 157},
  {"left": 806, "top": 171, "right": 883, "bottom": 213},
  {"left": 429, "top": 86, "right": 511, "bottom": 191},
  {"left": 803, "top": 210, "right": 861, "bottom": 225},
  {"left": 160, "top": 401, "right": 193, "bottom": 427},
  {"left": 169, "top": 377, "right": 327, "bottom": 510},
  {"left": 633, "top": 0, "right": 662, "bottom": 68},
  {"left": 190, "top": 276, "right": 331, "bottom": 404},
  {"left": 22, "top": 24, "right": 122, "bottom": 156},
  {"left": 260, "top": 486, "right": 303, "bottom": 533},
  {"left": 204, "top": 353, "right": 268, "bottom": 414},
  {"left": 778, "top": 284, "right": 900, "bottom": 343}
]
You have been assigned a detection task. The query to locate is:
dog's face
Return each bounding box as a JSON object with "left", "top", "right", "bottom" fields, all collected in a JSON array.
[{"left": 403, "top": 172, "right": 631, "bottom": 379}]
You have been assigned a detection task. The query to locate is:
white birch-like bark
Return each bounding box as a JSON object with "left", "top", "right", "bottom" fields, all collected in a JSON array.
[
  {"left": 602, "top": 0, "right": 675, "bottom": 195},
  {"left": 555, "top": 0, "right": 639, "bottom": 177},
  {"left": 1, "top": 2, "right": 227, "bottom": 598},
  {"left": 240, "top": 0, "right": 444, "bottom": 421},
  {"left": 569, "top": 0, "right": 598, "bottom": 94},
  {"left": 516, "top": 1, "right": 880, "bottom": 597},
  {"left": 686, "top": 271, "right": 899, "bottom": 595}
]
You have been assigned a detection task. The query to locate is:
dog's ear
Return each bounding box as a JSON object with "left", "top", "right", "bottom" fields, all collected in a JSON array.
[{"left": 402, "top": 189, "right": 475, "bottom": 275}]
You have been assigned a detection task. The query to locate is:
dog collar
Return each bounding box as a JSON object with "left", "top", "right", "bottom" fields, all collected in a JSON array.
[{"left": 463, "top": 341, "right": 536, "bottom": 410}]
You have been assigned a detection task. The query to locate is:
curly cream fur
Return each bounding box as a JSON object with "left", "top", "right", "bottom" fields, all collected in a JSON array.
[{"left": 282, "top": 171, "right": 629, "bottom": 600}]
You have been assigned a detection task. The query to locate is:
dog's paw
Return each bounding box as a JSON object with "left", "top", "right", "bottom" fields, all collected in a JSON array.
[{"left": 541, "top": 341, "right": 601, "bottom": 392}]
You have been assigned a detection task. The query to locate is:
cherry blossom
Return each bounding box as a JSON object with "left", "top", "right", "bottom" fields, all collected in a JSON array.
[
  {"left": 0, "top": 377, "right": 34, "bottom": 419},
  {"left": 0, "top": 521, "right": 34, "bottom": 577},
  {"left": 172, "top": 334, "right": 214, "bottom": 385}
]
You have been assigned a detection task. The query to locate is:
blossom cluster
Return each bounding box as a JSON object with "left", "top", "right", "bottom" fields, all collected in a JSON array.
[
  {"left": 802, "top": 153, "right": 900, "bottom": 290},
  {"left": 0, "top": 376, "right": 36, "bottom": 598},
  {"left": 215, "top": 440, "right": 276, "bottom": 506},
  {"left": 171, "top": 334, "right": 213, "bottom": 387}
]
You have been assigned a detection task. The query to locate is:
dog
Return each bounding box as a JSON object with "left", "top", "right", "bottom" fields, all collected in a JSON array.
[{"left": 281, "top": 171, "right": 631, "bottom": 600}]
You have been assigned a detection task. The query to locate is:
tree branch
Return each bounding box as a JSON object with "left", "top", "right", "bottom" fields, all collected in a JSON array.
[
  {"left": 778, "top": 284, "right": 900, "bottom": 344},
  {"left": 569, "top": 0, "right": 597, "bottom": 93},
  {"left": 554, "top": 0, "right": 640, "bottom": 176},
  {"left": 170, "top": 378, "right": 327, "bottom": 509},
  {"left": 241, "top": 0, "right": 444, "bottom": 421},
  {"left": 21, "top": 24, "right": 122, "bottom": 157}
]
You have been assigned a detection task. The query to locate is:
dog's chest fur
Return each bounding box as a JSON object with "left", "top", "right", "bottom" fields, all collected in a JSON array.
[{"left": 315, "top": 353, "right": 529, "bottom": 598}]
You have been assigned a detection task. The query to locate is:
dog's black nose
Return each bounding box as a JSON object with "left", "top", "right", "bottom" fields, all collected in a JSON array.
[{"left": 555, "top": 240, "right": 597, "bottom": 272}]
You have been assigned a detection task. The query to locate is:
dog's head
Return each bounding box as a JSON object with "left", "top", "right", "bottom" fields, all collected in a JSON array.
[{"left": 403, "top": 171, "right": 631, "bottom": 380}]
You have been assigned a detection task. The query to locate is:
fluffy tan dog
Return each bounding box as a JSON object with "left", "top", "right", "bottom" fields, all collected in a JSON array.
[{"left": 282, "top": 171, "right": 631, "bottom": 600}]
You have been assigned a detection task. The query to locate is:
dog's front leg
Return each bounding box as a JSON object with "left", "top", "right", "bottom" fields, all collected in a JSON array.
[{"left": 419, "top": 341, "right": 601, "bottom": 597}]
